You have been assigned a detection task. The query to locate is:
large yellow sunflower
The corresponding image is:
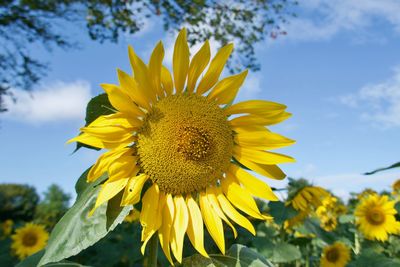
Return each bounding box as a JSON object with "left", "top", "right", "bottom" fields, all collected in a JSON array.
[
  {"left": 320, "top": 242, "right": 351, "bottom": 267},
  {"left": 354, "top": 194, "right": 400, "bottom": 241},
  {"left": 11, "top": 223, "right": 49, "bottom": 260},
  {"left": 68, "top": 28, "right": 295, "bottom": 264}
]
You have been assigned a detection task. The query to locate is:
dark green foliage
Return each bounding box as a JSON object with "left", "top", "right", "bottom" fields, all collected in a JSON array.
[
  {"left": 0, "top": 184, "right": 39, "bottom": 221},
  {"left": 268, "top": 201, "right": 298, "bottom": 225},
  {"left": 35, "top": 184, "right": 71, "bottom": 228},
  {"left": 0, "top": 0, "right": 297, "bottom": 112},
  {"left": 37, "top": 170, "right": 131, "bottom": 266}
]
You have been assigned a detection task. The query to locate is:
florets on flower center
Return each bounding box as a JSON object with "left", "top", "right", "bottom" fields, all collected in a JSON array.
[
  {"left": 137, "top": 94, "right": 233, "bottom": 195},
  {"left": 367, "top": 208, "right": 385, "bottom": 225},
  {"left": 326, "top": 248, "right": 339, "bottom": 262},
  {"left": 177, "top": 126, "right": 211, "bottom": 160}
]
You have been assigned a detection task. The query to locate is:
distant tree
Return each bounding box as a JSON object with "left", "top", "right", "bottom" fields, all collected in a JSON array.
[
  {"left": 0, "top": 184, "right": 39, "bottom": 221},
  {"left": 0, "top": 0, "right": 297, "bottom": 112},
  {"left": 35, "top": 184, "right": 70, "bottom": 228}
]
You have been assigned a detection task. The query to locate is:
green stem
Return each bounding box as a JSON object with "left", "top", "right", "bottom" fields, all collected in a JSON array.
[{"left": 147, "top": 234, "right": 158, "bottom": 267}]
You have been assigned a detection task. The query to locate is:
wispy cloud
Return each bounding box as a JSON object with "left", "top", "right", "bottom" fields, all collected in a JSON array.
[
  {"left": 283, "top": 0, "right": 400, "bottom": 42},
  {"left": 313, "top": 171, "right": 400, "bottom": 200},
  {"left": 339, "top": 66, "right": 400, "bottom": 128},
  {"left": 2, "top": 80, "right": 92, "bottom": 124}
]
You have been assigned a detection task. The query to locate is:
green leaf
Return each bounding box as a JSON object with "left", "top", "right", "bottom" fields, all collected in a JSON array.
[
  {"left": 395, "top": 202, "right": 400, "bottom": 215},
  {"left": 181, "top": 254, "right": 215, "bottom": 267},
  {"left": 15, "top": 249, "right": 45, "bottom": 267},
  {"left": 212, "top": 244, "right": 275, "bottom": 267},
  {"left": 301, "top": 218, "right": 335, "bottom": 244},
  {"left": 364, "top": 161, "right": 400, "bottom": 175},
  {"left": 84, "top": 93, "right": 114, "bottom": 126},
  {"left": 38, "top": 171, "right": 131, "bottom": 266},
  {"left": 75, "top": 93, "right": 115, "bottom": 152},
  {"left": 267, "top": 201, "right": 298, "bottom": 225},
  {"left": 106, "top": 191, "right": 131, "bottom": 230},
  {"left": 338, "top": 214, "right": 355, "bottom": 224},
  {"left": 16, "top": 250, "right": 89, "bottom": 267},
  {"left": 349, "top": 249, "right": 400, "bottom": 267},
  {"left": 268, "top": 243, "right": 301, "bottom": 263},
  {"left": 180, "top": 244, "right": 275, "bottom": 267}
]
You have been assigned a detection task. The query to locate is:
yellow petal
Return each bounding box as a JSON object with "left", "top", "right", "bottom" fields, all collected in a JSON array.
[
  {"left": 207, "top": 70, "right": 248, "bottom": 104},
  {"left": 100, "top": 83, "right": 142, "bottom": 118},
  {"left": 170, "top": 196, "right": 189, "bottom": 263},
  {"left": 229, "top": 164, "right": 278, "bottom": 201},
  {"left": 67, "top": 133, "right": 107, "bottom": 149},
  {"left": 81, "top": 124, "right": 130, "bottom": 136},
  {"left": 88, "top": 113, "right": 142, "bottom": 129},
  {"left": 140, "top": 184, "right": 163, "bottom": 254},
  {"left": 216, "top": 191, "right": 256, "bottom": 235},
  {"left": 199, "top": 191, "right": 225, "bottom": 254},
  {"left": 88, "top": 147, "right": 131, "bottom": 182},
  {"left": 197, "top": 43, "right": 234, "bottom": 95},
  {"left": 229, "top": 112, "right": 292, "bottom": 127},
  {"left": 187, "top": 41, "right": 211, "bottom": 93},
  {"left": 225, "top": 100, "right": 287, "bottom": 116},
  {"left": 235, "top": 157, "right": 286, "bottom": 180},
  {"left": 159, "top": 194, "right": 175, "bottom": 265},
  {"left": 128, "top": 45, "right": 157, "bottom": 102},
  {"left": 233, "top": 146, "right": 295, "bottom": 165},
  {"left": 221, "top": 174, "right": 270, "bottom": 220},
  {"left": 117, "top": 69, "right": 151, "bottom": 110},
  {"left": 149, "top": 41, "right": 165, "bottom": 97},
  {"left": 206, "top": 187, "right": 238, "bottom": 238},
  {"left": 80, "top": 126, "right": 134, "bottom": 144},
  {"left": 186, "top": 196, "right": 208, "bottom": 257},
  {"left": 89, "top": 177, "right": 129, "bottom": 216},
  {"left": 173, "top": 28, "right": 189, "bottom": 93},
  {"left": 234, "top": 130, "right": 295, "bottom": 150},
  {"left": 161, "top": 66, "right": 174, "bottom": 96},
  {"left": 108, "top": 156, "right": 138, "bottom": 181},
  {"left": 232, "top": 125, "right": 269, "bottom": 133},
  {"left": 121, "top": 174, "right": 148, "bottom": 206}
]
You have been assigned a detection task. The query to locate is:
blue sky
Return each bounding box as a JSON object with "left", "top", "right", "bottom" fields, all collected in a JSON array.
[{"left": 1, "top": 0, "right": 400, "bottom": 200}]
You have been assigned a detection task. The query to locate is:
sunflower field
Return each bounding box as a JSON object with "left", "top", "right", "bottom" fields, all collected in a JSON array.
[{"left": 1, "top": 29, "right": 400, "bottom": 267}]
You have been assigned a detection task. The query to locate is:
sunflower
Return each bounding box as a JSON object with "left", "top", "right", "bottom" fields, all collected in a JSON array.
[
  {"left": 11, "top": 223, "right": 49, "bottom": 259},
  {"left": 290, "top": 186, "right": 329, "bottom": 212},
  {"left": 392, "top": 179, "right": 400, "bottom": 195},
  {"left": 320, "top": 216, "right": 338, "bottom": 232},
  {"left": 320, "top": 242, "right": 351, "bottom": 267},
  {"left": 354, "top": 194, "right": 400, "bottom": 241},
  {"left": 315, "top": 196, "right": 346, "bottom": 232},
  {"left": 68, "top": 28, "right": 294, "bottom": 264},
  {"left": 1, "top": 219, "right": 13, "bottom": 238},
  {"left": 357, "top": 188, "right": 377, "bottom": 200}
]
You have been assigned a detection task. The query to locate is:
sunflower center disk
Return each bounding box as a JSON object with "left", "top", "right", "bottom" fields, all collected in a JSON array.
[
  {"left": 326, "top": 248, "right": 339, "bottom": 262},
  {"left": 177, "top": 126, "right": 211, "bottom": 160},
  {"left": 367, "top": 208, "right": 385, "bottom": 225},
  {"left": 137, "top": 94, "right": 233, "bottom": 195},
  {"left": 22, "top": 233, "right": 38, "bottom": 247}
]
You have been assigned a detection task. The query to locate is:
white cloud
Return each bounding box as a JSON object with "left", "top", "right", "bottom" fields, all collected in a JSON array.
[
  {"left": 339, "top": 66, "right": 400, "bottom": 128},
  {"left": 283, "top": 0, "right": 400, "bottom": 42},
  {"left": 2, "top": 80, "right": 92, "bottom": 124},
  {"left": 313, "top": 170, "right": 400, "bottom": 200}
]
